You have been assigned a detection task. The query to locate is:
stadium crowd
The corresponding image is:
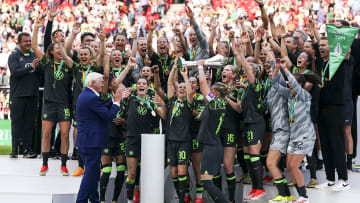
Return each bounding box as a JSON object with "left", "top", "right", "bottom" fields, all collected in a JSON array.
[{"left": 4, "top": 0, "right": 360, "bottom": 203}]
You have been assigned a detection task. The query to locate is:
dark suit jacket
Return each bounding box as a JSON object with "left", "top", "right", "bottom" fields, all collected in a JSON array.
[{"left": 76, "top": 87, "right": 119, "bottom": 149}]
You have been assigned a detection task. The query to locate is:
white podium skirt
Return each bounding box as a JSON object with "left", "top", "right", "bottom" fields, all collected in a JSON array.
[{"left": 140, "top": 134, "right": 165, "bottom": 203}]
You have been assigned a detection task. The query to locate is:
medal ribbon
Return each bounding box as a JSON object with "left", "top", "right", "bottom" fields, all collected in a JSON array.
[
  {"left": 136, "top": 96, "right": 155, "bottom": 113},
  {"left": 82, "top": 65, "right": 92, "bottom": 88},
  {"left": 189, "top": 48, "right": 195, "bottom": 61},
  {"left": 170, "top": 100, "right": 181, "bottom": 125},
  {"left": 321, "top": 61, "right": 329, "bottom": 84},
  {"left": 54, "top": 60, "right": 64, "bottom": 80}
]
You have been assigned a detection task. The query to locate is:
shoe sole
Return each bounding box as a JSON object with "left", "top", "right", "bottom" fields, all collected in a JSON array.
[
  {"left": 250, "top": 193, "right": 266, "bottom": 201},
  {"left": 331, "top": 187, "right": 350, "bottom": 191}
]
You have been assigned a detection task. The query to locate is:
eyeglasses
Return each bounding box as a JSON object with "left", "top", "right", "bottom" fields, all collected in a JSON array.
[{"left": 85, "top": 39, "right": 95, "bottom": 42}]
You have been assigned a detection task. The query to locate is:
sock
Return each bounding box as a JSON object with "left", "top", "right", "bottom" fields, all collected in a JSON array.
[
  {"left": 295, "top": 184, "right": 299, "bottom": 194},
  {"left": 307, "top": 153, "right": 317, "bottom": 179},
  {"left": 178, "top": 175, "right": 187, "bottom": 203},
  {"left": 274, "top": 178, "right": 287, "bottom": 196},
  {"left": 213, "top": 173, "right": 222, "bottom": 191},
  {"left": 201, "top": 179, "right": 227, "bottom": 203},
  {"left": 347, "top": 154, "right": 353, "bottom": 169},
  {"left": 226, "top": 172, "right": 236, "bottom": 202},
  {"left": 113, "top": 164, "right": 125, "bottom": 201},
  {"left": 60, "top": 153, "right": 68, "bottom": 167},
  {"left": 283, "top": 178, "right": 291, "bottom": 196},
  {"left": 42, "top": 152, "right": 49, "bottom": 166},
  {"left": 250, "top": 154, "right": 263, "bottom": 190},
  {"left": 196, "top": 184, "right": 204, "bottom": 198},
  {"left": 100, "top": 164, "right": 112, "bottom": 201},
  {"left": 185, "top": 180, "right": 190, "bottom": 196},
  {"left": 237, "top": 148, "right": 248, "bottom": 174},
  {"left": 298, "top": 186, "right": 308, "bottom": 198},
  {"left": 134, "top": 162, "right": 141, "bottom": 188},
  {"left": 173, "top": 177, "right": 180, "bottom": 197},
  {"left": 279, "top": 155, "right": 286, "bottom": 172},
  {"left": 126, "top": 177, "right": 135, "bottom": 200},
  {"left": 261, "top": 151, "right": 268, "bottom": 173},
  {"left": 78, "top": 154, "right": 84, "bottom": 168},
  {"left": 245, "top": 153, "right": 256, "bottom": 189}
]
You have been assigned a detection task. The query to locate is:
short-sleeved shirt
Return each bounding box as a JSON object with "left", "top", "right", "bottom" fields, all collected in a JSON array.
[
  {"left": 40, "top": 56, "right": 72, "bottom": 104},
  {"left": 241, "top": 81, "right": 264, "bottom": 124},
  {"left": 197, "top": 98, "right": 227, "bottom": 145},
  {"left": 125, "top": 95, "right": 160, "bottom": 137},
  {"left": 221, "top": 87, "right": 243, "bottom": 131},
  {"left": 73, "top": 62, "right": 103, "bottom": 105},
  {"left": 166, "top": 97, "right": 193, "bottom": 142}
]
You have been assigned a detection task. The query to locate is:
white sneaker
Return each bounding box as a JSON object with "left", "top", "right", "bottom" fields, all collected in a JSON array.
[
  {"left": 331, "top": 180, "right": 350, "bottom": 191},
  {"left": 296, "top": 196, "right": 309, "bottom": 203},
  {"left": 127, "top": 200, "right": 134, "bottom": 203},
  {"left": 315, "top": 180, "right": 335, "bottom": 189}
]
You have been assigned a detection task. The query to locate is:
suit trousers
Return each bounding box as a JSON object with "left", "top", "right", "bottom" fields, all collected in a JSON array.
[
  {"left": 76, "top": 147, "right": 102, "bottom": 203},
  {"left": 318, "top": 105, "right": 348, "bottom": 181}
]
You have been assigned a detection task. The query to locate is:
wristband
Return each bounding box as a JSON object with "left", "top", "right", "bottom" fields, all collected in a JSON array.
[{"left": 206, "top": 92, "right": 215, "bottom": 102}]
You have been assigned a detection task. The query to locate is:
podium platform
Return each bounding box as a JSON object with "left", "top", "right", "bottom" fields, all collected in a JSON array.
[{"left": 0, "top": 155, "right": 360, "bottom": 203}]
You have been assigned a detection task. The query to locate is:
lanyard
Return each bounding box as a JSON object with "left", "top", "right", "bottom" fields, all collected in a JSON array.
[
  {"left": 321, "top": 61, "right": 329, "bottom": 84},
  {"left": 264, "top": 78, "right": 270, "bottom": 91},
  {"left": 54, "top": 60, "right": 64, "bottom": 80},
  {"left": 136, "top": 96, "right": 155, "bottom": 113},
  {"left": 170, "top": 100, "right": 181, "bottom": 125},
  {"left": 303, "top": 69, "right": 310, "bottom": 74},
  {"left": 114, "top": 67, "right": 122, "bottom": 78},
  {"left": 160, "top": 54, "right": 169, "bottom": 70},
  {"left": 289, "top": 96, "right": 296, "bottom": 124},
  {"left": 189, "top": 48, "right": 195, "bottom": 61},
  {"left": 82, "top": 65, "right": 92, "bottom": 88}
]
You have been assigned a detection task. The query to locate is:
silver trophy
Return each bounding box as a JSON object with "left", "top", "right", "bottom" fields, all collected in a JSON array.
[{"left": 181, "top": 54, "right": 226, "bottom": 68}]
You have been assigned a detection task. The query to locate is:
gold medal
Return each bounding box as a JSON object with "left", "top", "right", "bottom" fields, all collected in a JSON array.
[
  {"left": 151, "top": 110, "right": 156, "bottom": 117},
  {"left": 289, "top": 118, "right": 295, "bottom": 124},
  {"left": 318, "top": 82, "right": 324, "bottom": 88},
  {"left": 53, "top": 82, "right": 56, "bottom": 89}
]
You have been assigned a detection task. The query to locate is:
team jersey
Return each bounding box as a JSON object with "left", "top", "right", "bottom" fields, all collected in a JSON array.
[
  {"left": 221, "top": 87, "right": 243, "bottom": 131},
  {"left": 241, "top": 80, "right": 264, "bottom": 124},
  {"left": 166, "top": 96, "right": 193, "bottom": 142},
  {"left": 109, "top": 64, "right": 131, "bottom": 87},
  {"left": 190, "top": 93, "right": 206, "bottom": 137},
  {"left": 40, "top": 56, "right": 72, "bottom": 104},
  {"left": 73, "top": 62, "right": 103, "bottom": 105},
  {"left": 197, "top": 98, "right": 227, "bottom": 145},
  {"left": 101, "top": 93, "right": 127, "bottom": 138},
  {"left": 124, "top": 95, "right": 160, "bottom": 137}
]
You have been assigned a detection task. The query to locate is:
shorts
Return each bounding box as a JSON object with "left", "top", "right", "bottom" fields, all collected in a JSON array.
[
  {"left": 344, "top": 101, "right": 353, "bottom": 126},
  {"left": 200, "top": 144, "right": 223, "bottom": 175},
  {"left": 125, "top": 136, "right": 141, "bottom": 158},
  {"left": 219, "top": 128, "right": 237, "bottom": 147},
  {"left": 42, "top": 101, "right": 71, "bottom": 122},
  {"left": 102, "top": 136, "right": 126, "bottom": 156},
  {"left": 242, "top": 122, "right": 265, "bottom": 146},
  {"left": 269, "top": 129, "right": 290, "bottom": 154},
  {"left": 264, "top": 113, "right": 272, "bottom": 132},
  {"left": 192, "top": 138, "right": 203, "bottom": 153},
  {"left": 167, "top": 141, "right": 192, "bottom": 166},
  {"left": 287, "top": 137, "right": 315, "bottom": 156}
]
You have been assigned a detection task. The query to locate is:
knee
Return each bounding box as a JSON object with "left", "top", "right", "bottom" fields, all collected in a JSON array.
[
  {"left": 266, "top": 159, "right": 276, "bottom": 171},
  {"left": 127, "top": 169, "right": 136, "bottom": 180},
  {"left": 287, "top": 161, "right": 297, "bottom": 172}
]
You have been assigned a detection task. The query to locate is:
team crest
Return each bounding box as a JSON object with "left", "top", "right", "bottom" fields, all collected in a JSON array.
[{"left": 137, "top": 105, "right": 148, "bottom": 115}]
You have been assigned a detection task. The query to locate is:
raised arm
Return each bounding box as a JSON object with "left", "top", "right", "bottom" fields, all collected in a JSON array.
[
  {"left": 256, "top": 0, "right": 269, "bottom": 30},
  {"left": 197, "top": 60, "right": 211, "bottom": 99},
  {"left": 44, "top": 5, "right": 60, "bottom": 51},
  {"left": 180, "top": 67, "right": 193, "bottom": 104},
  {"left": 281, "top": 64, "right": 311, "bottom": 101},
  {"left": 167, "top": 60, "right": 178, "bottom": 99},
  {"left": 152, "top": 65, "right": 165, "bottom": 99},
  {"left": 279, "top": 25, "right": 292, "bottom": 68},
  {"left": 58, "top": 40, "right": 73, "bottom": 68},
  {"left": 96, "top": 27, "right": 106, "bottom": 67},
  {"left": 31, "top": 17, "right": 45, "bottom": 61},
  {"left": 102, "top": 54, "right": 110, "bottom": 95},
  {"left": 208, "top": 17, "right": 218, "bottom": 57},
  {"left": 116, "top": 57, "right": 137, "bottom": 85},
  {"left": 187, "top": 6, "right": 208, "bottom": 49},
  {"left": 173, "top": 27, "right": 188, "bottom": 54},
  {"left": 130, "top": 26, "right": 139, "bottom": 57},
  {"left": 147, "top": 20, "right": 156, "bottom": 57},
  {"left": 241, "top": 31, "right": 253, "bottom": 57},
  {"left": 271, "top": 59, "right": 290, "bottom": 97},
  {"left": 65, "top": 22, "right": 81, "bottom": 57},
  {"left": 269, "top": 13, "right": 278, "bottom": 43},
  {"left": 254, "top": 27, "right": 262, "bottom": 64},
  {"left": 232, "top": 40, "right": 256, "bottom": 84}
]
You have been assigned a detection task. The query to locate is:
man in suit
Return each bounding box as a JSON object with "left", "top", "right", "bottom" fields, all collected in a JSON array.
[{"left": 76, "top": 72, "right": 122, "bottom": 203}]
